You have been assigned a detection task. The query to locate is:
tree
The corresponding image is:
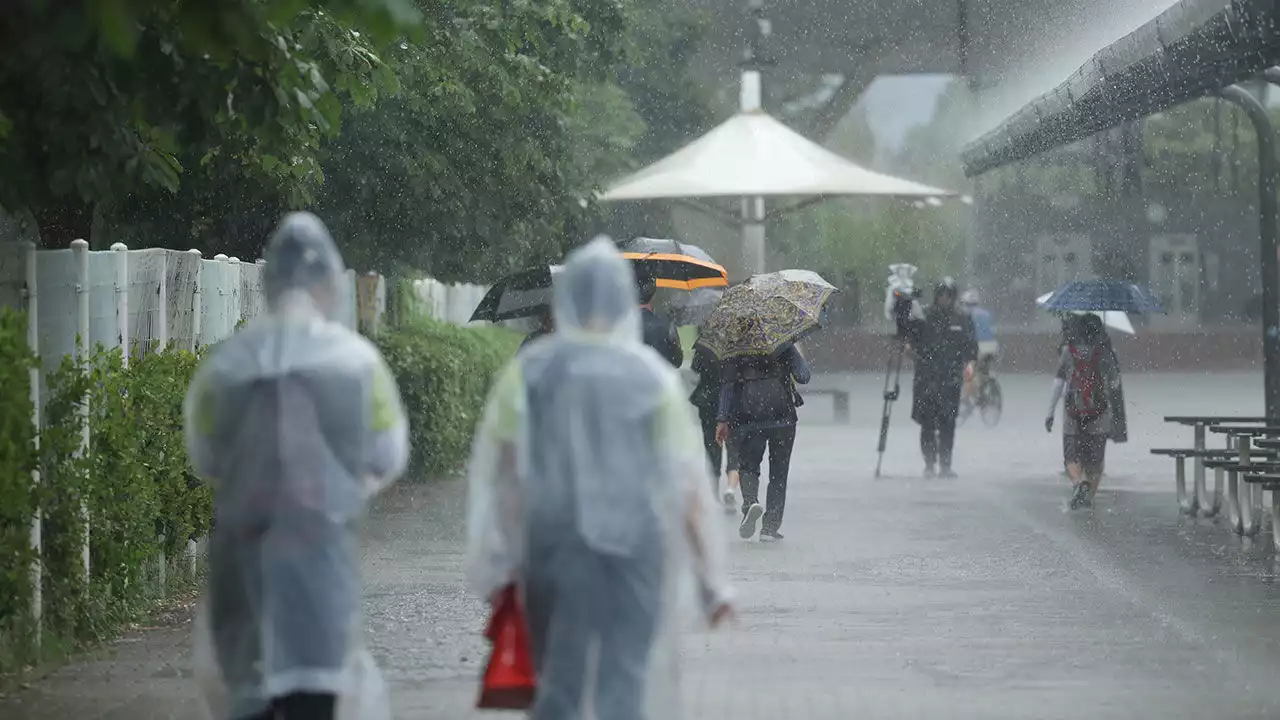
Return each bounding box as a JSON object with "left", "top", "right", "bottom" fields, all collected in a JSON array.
[
  {"left": 311, "top": 0, "right": 636, "bottom": 280},
  {"left": 0, "top": 1, "right": 413, "bottom": 245}
]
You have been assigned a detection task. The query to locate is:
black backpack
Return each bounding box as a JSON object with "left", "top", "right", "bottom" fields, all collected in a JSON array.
[{"left": 732, "top": 357, "right": 795, "bottom": 424}]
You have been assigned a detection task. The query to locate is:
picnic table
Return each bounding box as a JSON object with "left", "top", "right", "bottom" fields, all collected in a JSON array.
[{"left": 1154, "top": 416, "right": 1280, "bottom": 544}]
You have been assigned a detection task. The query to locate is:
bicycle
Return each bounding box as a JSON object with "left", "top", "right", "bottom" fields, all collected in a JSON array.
[{"left": 958, "top": 356, "right": 1002, "bottom": 427}]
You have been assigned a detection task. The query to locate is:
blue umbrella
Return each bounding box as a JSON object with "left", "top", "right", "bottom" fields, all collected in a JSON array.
[{"left": 1041, "top": 280, "right": 1164, "bottom": 314}]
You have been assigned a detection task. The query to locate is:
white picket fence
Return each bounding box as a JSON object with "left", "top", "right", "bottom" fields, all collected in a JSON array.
[
  {"left": 405, "top": 277, "right": 488, "bottom": 325},
  {"left": 0, "top": 237, "right": 492, "bottom": 636},
  {"left": 0, "top": 239, "right": 370, "bottom": 633}
]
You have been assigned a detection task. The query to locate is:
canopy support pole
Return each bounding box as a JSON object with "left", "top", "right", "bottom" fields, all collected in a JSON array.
[{"left": 1219, "top": 83, "right": 1279, "bottom": 418}]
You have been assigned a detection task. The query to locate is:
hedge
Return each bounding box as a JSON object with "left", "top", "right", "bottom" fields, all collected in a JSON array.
[
  {"left": 0, "top": 315, "right": 206, "bottom": 671},
  {"left": 0, "top": 309, "right": 518, "bottom": 672},
  {"left": 376, "top": 315, "right": 520, "bottom": 477}
]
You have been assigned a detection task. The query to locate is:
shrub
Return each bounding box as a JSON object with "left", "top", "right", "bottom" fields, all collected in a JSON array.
[
  {"left": 1, "top": 333, "right": 204, "bottom": 670},
  {"left": 0, "top": 309, "right": 37, "bottom": 660},
  {"left": 377, "top": 316, "right": 520, "bottom": 477}
]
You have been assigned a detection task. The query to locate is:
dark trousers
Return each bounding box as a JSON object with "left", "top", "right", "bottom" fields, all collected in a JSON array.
[
  {"left": 919, "top": 411, "right": 957, "bottom": 469},
  {"left": 735, "top": 425, "right": 796, "bottom": 534},
  {"left": 240, "top": 692, "right": 336, "bottom": 720},
  {"left": 698, "top": 406, "right": 722, "bottom": 496}
]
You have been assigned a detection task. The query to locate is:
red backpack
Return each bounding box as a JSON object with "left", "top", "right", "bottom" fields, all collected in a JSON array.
[{"left": 1067, "top": 344, "right": 1107, "bottom": 421}]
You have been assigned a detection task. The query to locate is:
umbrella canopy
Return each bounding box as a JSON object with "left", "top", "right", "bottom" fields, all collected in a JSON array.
[
  {"left": 1041, "top": 280, "right": 1164, "bottom": 315},
  {"left": 664, "top": 287, "right": 722, "bottom": 327},
  {"left": 696, "top": 270, "right": 838, "bottom": 360},
  {"left": 1035, "top": 292, "right": 1136, "bottom": 336},
  {"left": 469, "top": 265, "right": 563, "bottom": 323},
  {"left": 599, "top": 111, "right": 953, "bottom": 201},
  {"left": 615, "top": 237, "right": 727, "bottom": 290}
]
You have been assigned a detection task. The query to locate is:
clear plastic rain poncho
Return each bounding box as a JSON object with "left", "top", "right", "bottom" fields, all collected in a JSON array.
[
  {"left": 466, "top": 237, "right": 733, "bottom": 720},
  {"left": 184, "top": 212, "right": 409, "bottom": 720}
]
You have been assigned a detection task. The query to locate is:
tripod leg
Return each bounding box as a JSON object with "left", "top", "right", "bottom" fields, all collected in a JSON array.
[{"left": 875, "top": 342, "right": 905, "bottom": 477}]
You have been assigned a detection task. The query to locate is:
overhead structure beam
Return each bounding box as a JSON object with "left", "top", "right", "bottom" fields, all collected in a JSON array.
[
  {"left": 805, "top": 72, "right": 874, "bottom": 141},
  {"left": 961, "top": 0, "right": 1280, "bottom": 178}
]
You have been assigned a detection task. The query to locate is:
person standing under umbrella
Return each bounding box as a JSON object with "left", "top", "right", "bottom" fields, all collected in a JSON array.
[
  {"left": 715, "top": 342, "right": 811, "bottom": 541},
  {"left": 519, "top": 307, "right": 554, "bottom": 352},
  {"left": 691, "top": 336, "right": 740, "bottom": 509},
  {"left": 909, "top": 278, "right": 977, "bottom": 478},
  {"left": 1046, "top": 313, "right": 1126, "bottom": 509},
  {"left": 638, "top": 270, "right": 684, "bottom": 367}
]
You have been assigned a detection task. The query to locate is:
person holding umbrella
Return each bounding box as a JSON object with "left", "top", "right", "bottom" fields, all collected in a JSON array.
[
  {"left": 702, "top": 270, "right": 836, "bottom": 542},
  {"left": 638, "top": 270, "right": 684, "bottom": 367},
  {"left": 715, "top": 342, "right": 810, "bottom": 541},
  {"left": 519, "top": 307, "right": 555, "bottom": 352},
  {"left": 909, "top": 278, "right": 977, "bottom": 478},
  {"left": 1045, "top": 313, "right": 1126, "bottom": 509},
  {"left": 691, "top": 334, "right": 740, "bottom": 509}
]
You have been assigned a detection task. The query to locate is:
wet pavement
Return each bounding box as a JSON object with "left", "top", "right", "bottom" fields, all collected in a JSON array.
[{"left": 3, "top": 371, "right": 1280, "bottom": 719}]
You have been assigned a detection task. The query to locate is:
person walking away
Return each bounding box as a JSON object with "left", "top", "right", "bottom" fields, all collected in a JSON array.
[
  {"left": 715, "top": 341, "right": 811, "bottom": 542},
  {"left": 910, "top": 278, "right": 977, "bottom": 478},
  {"left": 466, "top": 238, "right": 734, "bottom": 720},
  {"left": 1055, "top": 315, "right": 1083, "bottom": 477},
  {"left": 1045, "top": 313, "right": 1123, "bottom": 509},
  {"left": 519, "top": 307, "right": 554, "bottom": 351},
  {"left": 638, "top": 270, "right": 684, "bottom": 367},
  {"left": 185, "top": 212, "right": 410, "bottom": 720},
  {"left": 959, "top": 290, "right": 997, "bottom": 401},
  {"left": 691, "top": 337, "right": 740, "bottom": 509}
]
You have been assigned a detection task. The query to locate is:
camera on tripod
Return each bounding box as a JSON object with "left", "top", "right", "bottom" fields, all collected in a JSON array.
[{"left": 883, "top": 263, "right": 923, "bottom": 340}]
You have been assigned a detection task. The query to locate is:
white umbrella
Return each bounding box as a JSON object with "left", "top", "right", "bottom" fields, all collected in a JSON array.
[
  {"left": 600, "top": 111, "right": 951, "bottom": 201},
  {"left": 1036, "top": 292, "right": 1136, "bottom": 335}
]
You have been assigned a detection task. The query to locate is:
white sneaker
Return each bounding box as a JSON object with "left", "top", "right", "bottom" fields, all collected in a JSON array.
[
  {"left": 723, "top": 487, "right": 738, "bottom": 508},
  {"left": 739, "top": 503, "right": 763, "bottom": 539}
]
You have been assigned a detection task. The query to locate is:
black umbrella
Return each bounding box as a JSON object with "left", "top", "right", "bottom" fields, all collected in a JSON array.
[
  {"left": 614, "top": 237, "right": 727, "bottom": 290},
  {"left": 469, "top": 265, "right": 563, "bottom": 323}
]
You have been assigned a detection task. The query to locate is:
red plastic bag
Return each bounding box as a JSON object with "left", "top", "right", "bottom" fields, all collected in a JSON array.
[{"left": 477, "top": 585, "right": 537, "bottom": 710}]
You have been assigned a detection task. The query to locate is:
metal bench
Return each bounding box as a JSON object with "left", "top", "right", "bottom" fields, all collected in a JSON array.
[
  {"left": 801, "top": 387, "right": 850, "bottom": 423},
  {"left": 1149, "top": 448, "right": 1242, "bottom": 516},
  {"left": 1242, "top": 471, "right": 1280, "bottom": 545},
  {"left": 1163, "top": 416, "right": 1270, "bottom": 515}
]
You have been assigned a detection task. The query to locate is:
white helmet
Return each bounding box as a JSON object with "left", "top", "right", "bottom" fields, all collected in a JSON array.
[{"left": 960, "top": 289, "right": 980, "bottom": 306}]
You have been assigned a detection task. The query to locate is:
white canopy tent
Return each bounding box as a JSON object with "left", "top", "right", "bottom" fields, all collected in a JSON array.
[
  {"left": 598, "top": 72, "right": 953, "bottom": 276},
  {"left": 601, "top": 110, "right": 949, "bottom": 202}
]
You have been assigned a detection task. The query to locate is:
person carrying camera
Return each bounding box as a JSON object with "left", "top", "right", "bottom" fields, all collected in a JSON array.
[{"left": 908, "top": 278, "right": 977, "bottom": 478}]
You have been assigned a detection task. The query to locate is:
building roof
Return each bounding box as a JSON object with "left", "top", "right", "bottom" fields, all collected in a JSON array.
[{"left": 961, "top": 0, "right": 1280, "bottom": 178}]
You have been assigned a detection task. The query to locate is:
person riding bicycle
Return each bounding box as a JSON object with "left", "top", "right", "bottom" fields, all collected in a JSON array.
[{"left": 960, "top": 290, "right": 997, "bottom": 398}]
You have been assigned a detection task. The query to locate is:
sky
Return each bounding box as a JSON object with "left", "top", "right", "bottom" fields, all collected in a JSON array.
[{"left": 859, "top": 74, "right": 951, "bottom": 152}]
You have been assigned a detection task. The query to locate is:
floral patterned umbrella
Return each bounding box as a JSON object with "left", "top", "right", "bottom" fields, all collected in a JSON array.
[{"left": 696, "top": 269, "right": 838, "bottom": 359}]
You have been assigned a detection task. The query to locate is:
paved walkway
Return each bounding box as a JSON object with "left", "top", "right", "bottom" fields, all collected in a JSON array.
[{"left": 3, "top": 372, "right": 1280, "bottom": 719}]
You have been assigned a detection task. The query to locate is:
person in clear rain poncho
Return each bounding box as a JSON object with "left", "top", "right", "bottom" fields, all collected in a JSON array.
[
  {"left": 466, "top": 237, "right": 735, "bottom": 720},
  {"left": 185, "top": 212, "right": 409, "bottom": 720}
]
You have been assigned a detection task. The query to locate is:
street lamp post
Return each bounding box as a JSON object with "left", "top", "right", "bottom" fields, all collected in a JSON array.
[{"left": 739, "top": 0, "right": 775, "bottom": 276}]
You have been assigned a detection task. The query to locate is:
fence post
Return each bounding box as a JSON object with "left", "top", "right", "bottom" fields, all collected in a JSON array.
[
  {"left": 23, "top": 241, "right": 42, "bottom": 644},
  {"left": 71, "top": 239, "right": 91, "bottom": 581},
  {"left": 188, "top": 249, "right": 202, "bottom": 351},
  {"left": 156, "top": 250, "right": 168, "bottom": 351},
  {"left": 111, "top": 243, "right": 129, "bottom": 366},
  {"left": 228, "top": 257, "right": 242, "bottom": 329},
  {"left": 212, "top": 254, "right": 229, "bottom": 340}
]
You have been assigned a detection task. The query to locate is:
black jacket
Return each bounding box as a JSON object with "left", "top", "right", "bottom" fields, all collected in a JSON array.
[
  {"left": 910, "top": 305, "right": 977, "bottom": 421},
  {"left": 689, "top": 345, "right": 722, "bottom": 413},
  {"left": 642, "top": 307, "right": 683, "bottom": 367}
]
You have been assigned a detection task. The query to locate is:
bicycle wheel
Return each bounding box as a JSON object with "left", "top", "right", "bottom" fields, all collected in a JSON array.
[
  {"left": 957, "top": 393, "right": 975, "bottom": 426},
  {"left": 979, "top": 378, "right": 1003, "bottom": 426}
]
